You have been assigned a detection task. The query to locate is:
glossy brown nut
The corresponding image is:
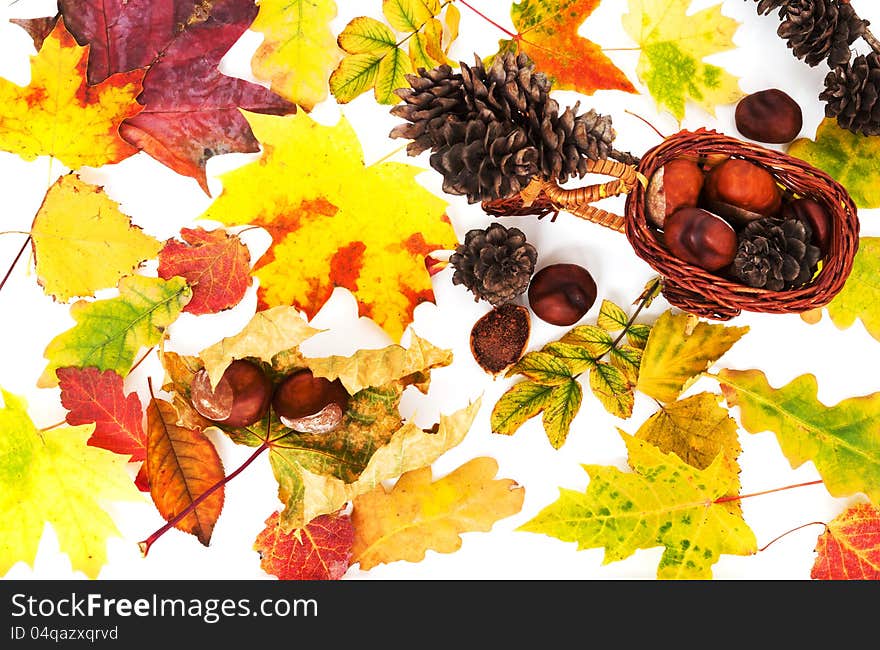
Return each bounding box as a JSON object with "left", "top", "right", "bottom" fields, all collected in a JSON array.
[
  {"left": 272, "top": 369, "right": 350, "bottom": 423},
  {"left": 528, "top": 263, "right": 597, "bottom": 326},
  {"left": 735, "top": 89, "right": 803, "bottom": 144},
  {"left": 703, "top": 158, "right": 782, "bottom": 216},
  {"left": 782, "top": 197, "right": 832, "bottom": 254},
  {"left": 645, "top": 158, "right": 705, "bottom": 228},
  {"left": 663, "top": 208, "right": 738, "bottom": 272},
  {"left": 191, "top": 359, "right": 273, "bottom": 428}
]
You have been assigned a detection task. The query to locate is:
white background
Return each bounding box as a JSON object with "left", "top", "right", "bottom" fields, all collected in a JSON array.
[{"left": 1, "top": 0, "right": 879, "bottom": 581}]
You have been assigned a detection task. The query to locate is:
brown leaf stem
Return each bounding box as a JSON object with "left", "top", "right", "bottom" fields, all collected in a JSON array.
[
  {"left": 0, "top": 235, "right": 31, "bottom": 295},
  {"left": 457, "top": 0, "right": 518, "bottom": 39},
  {"left": 757, "top": 521, "right": 827, "bottom": 553},
  {"left": 714, "top": 479, "right": 824, "bottom": 504}
]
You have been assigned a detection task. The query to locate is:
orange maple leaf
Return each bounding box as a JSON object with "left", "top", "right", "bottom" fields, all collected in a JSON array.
[{"left": 0, "top": 18, "right": 143, "bottom": 168}]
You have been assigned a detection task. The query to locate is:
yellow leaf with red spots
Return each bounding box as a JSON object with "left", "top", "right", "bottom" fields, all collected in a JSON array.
[
  {"left": 498, "top": 0, "right": 635, "bottom": 96},
  {"left": 200, "top": 110, "right": 456, "bottom": 341},
  {"left": 0, "top": 18, "right": 142, "bottom": 169}
]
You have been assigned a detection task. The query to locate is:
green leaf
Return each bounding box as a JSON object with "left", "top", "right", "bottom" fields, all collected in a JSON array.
[
  {"left": 596, "top": 300, "right": 629, "bottom": 332},
  {"left": 490, "top": 381, "right": 555, "bottom": 437},
  {"left": 541, "top": 341, "right": 598, "bottom": 375},
  {"left": 329, "top": 52, "right": 383, "bottom": 103},
  {"left": 637, "top": 310, "right": 748, "bottom": 403},
  {"left": 589, "top": 361, "right": 634, "bottom": 419},
  {"left": 337, "top": 16, "right": 397, "bottom": 54},
  {"left": 622, "top": 0, "right": 743, "bottom": 120},
  {"left": 374, "top": 46, "right": 412, "bottom": 104},
  {"left": 507, "top": 351, "right": 574, "bottom": 385},
  {"left": 788, "top": 118, "right": 880, "bottom": 209},
  {"left": 560, "top": 324, "right": 614, "bottom": 357},
  {"left": 518, "top": 432, "right": 757, "bottom": 579},
  {"left": 718, "top": 369, "right": 880, "bottom": 505},
  {"left": 542, "top": 380, "right": 583, "bottom": 449},
  {"left": 383, "top": 0, "right": 435, "bottom": 33},
  {"left": 39, "top": 276, "right": 191, "bottom": 387}
]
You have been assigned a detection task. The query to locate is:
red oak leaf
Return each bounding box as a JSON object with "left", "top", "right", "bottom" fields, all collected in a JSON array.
[
  {"left": 57, "top": 366, "right": 147, "bottom": 462},
  {"left": 254, "top": 511, "right": 355, "bottom": 580},
  {"left": 811, "top": 502, "right": 880, "bottom": 580},
  {"left": 158, "top": 228, "right": 252, "bottom": 315},
  {"left": 25, "top": 0, "right": 296, "bottom": 193}
]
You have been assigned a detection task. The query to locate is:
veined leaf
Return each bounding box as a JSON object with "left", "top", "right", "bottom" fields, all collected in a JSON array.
[
  {"left": 541, "top": 342, "right": 598, "bottom": 375},
  {"left": 542, "top": 380, "right": 583, "bottom": 449},
  {"left": 589, "top": 361, "right": 634, "bottom": 419},
  {"left": 596, "top": 300, "right": 630, "bottom": 332},
  {"left": 506, "top": 351, "right": 574, "bottom": 385},
  {"left": 490, "top": 381, "right": 555, "bottom": 437},
  {"left": 811, "top": 503, "right": 880, "bottom": 580},
  {"left": 375, "top": 46, "right": 413, "bottom": 104},
  {"left": 560, "top": 324, "right": 614, "bottom": 357},
  {"left": 337, "top": 16, "right": 397, "bottom": 54},
  {"left": 329, "top": 52, "right": 384, "bottom": 103},
  {"left": 383, "top": 0, "right": 435, "bottom": 33}
]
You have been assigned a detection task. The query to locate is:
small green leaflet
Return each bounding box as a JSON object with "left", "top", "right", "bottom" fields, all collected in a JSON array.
[{"left": 39, "top": 276, "right": 191, "bottom": 387}]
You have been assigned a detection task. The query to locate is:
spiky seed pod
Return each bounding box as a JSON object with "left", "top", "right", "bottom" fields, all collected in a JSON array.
[
  {"left": 730, "top": 216, "right": 821, "bottom": 291},
  {"left": 821, "top": 52, "right": 880, "bottom": 136},
  {"left": 449, "top": 223, "right": 538, "bottom": 306}
]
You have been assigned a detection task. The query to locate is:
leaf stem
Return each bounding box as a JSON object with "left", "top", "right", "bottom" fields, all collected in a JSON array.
[
  {"left": 138, "top": 440, "right": 270, "bottom": 557},
  {"left": 758, "top": 521, "right": 827, "bottom": 553},
  {"left": 610, "top": 277, "right": 660, "bottom": 349},
  {"left": 714, "top": 479, "right": 824, "bottom": 504},
  {"left": 0, "top": 235, "right": 31, "bottom": 296},
  {"left": 457, "top": 0, "right": 517, "bottom": 39}
]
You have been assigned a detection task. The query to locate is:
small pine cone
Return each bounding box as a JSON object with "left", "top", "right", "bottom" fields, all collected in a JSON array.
[
  {"left": 774, "top": 0, "right": 868, "bottom": 67},
  {"left": 390, "top": 65, "right": 466, "bottom": 156},
  {"left": 429, "top": 120, "right": 539, "bottom": 203},
  {"left": 730, "top": 217, "right": 821, "bottom": 291},
  {"left": 821, "top": 52, "right": 880, "bottom": 136},
  {"left": 449, "top": 223, "right": 538, "bottom": 306}
]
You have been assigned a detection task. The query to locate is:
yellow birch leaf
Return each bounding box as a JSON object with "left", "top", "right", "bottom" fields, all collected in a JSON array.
[
  {"left": 200, "top": 110, "right": 456, "bottom": 342},
  {"left": 351, "top": 456, "right": 524, "bottom": 570},
  {"left": 250, "top": 0, "right": 342, "bottom": 112},
  {"left": 0, "top": 389, "right": 142, "bottom": 578},
  {"left": 31, "top": 174, "right": 161, "bottom": 302},
  {"left": 622, "top": 0, "right": 743, "bottom": 120},
  {"left": 0, "top": 18, "right": 142, "bottom": 168}
]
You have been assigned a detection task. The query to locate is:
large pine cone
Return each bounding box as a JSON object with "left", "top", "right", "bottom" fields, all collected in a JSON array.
[
  {"left": 390, "top": 52, "right": 617, "bottom": 202},
  {"left": 730, "top": 216, "right": 821, "bottom": 291},
  {"left": 449, "top": 223, "right": 538, "bottom": 306},
  {"left": 821, "top": 52, "right": 880, "bottom": 136}
]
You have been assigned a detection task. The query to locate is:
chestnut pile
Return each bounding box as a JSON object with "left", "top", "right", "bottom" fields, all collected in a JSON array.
[
  {"left": 646, "top": 153, "right": 830, "bottom": 292},
  {"left": 189, "top": 360, "right": 350, "bottom": 434}
]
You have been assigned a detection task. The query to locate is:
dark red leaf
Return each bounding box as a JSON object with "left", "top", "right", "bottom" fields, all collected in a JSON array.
[
  {"left": 57, "top": 366, "right": 147, "bottom": 462},
  {"left": 254, "top": 511, "right": 355, "bottom": 580},
  {"left": 158, "top": 227, "right": 252, "bottom": 315}
]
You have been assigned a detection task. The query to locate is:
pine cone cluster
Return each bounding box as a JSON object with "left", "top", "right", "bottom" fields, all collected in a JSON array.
[
  {"left": 821, "top": 52, "right": 880, "bottom": 136},
  {"left": 390, "top": 52, "right": 617, "bottom": 203},
  {"left": 449, "top": 223, "right": 538, "bottom": 306},
  {"left": 730, "top": 216, "right": 821, "bottom": 291}
]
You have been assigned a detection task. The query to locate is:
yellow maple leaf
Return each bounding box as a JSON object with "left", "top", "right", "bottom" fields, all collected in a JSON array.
[
  {"left": 200, "top": 110, "right": 456, "bottom": 342},
  {"left": 0, "top": 18, "right": 143, "bottom": 168},
  {"left": 351, "top": 456, "right": 524, "bottom": 570},
  {"left": 250, "top": 0, "right": 342, "bottom": 111},
  {"left": 0, "top": 389, "right": 142, "bottom": 578},
  {"left": 31, "top": 173, "right": 161, "bottom": 302},
  {"left": 622, "top": 0, "right": 743, "bottom": 120}
]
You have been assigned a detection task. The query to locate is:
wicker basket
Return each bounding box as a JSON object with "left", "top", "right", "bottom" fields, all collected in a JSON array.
[{"left": 486, "top": 128, "right": 860, "bottom": 320}]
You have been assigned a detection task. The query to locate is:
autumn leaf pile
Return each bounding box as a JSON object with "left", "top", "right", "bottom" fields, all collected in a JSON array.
[{"left": 1, "top": 0, "right": 879, "bottom": 582}]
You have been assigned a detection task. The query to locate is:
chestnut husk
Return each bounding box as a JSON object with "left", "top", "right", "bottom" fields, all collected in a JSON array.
[{"left": 470, "top": 303, "right": 531, "bottom": 375}]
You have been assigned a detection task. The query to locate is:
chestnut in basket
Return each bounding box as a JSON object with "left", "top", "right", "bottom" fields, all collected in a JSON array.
[
  {"left": 663, "top": 207, "right": 738, "bottom": 272},
  {"left": 735, "top": 89, "right": 803, "bottom": 144},
  {"left": 645, "top": 157, "right": 705, "bottom": 228},
  {"left": 703, "top": 158, "right": 782, "bottom": 217},
  {"left": 782, "top": 197, "right": 832, "bottom": 255},
  {"left": 190, "top": 359, "right": 273, "bottom": 428}
]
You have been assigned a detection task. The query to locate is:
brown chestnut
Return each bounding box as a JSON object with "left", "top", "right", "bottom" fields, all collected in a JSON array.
[
  {"left": 527, "top": 263, "right": 598, "bottom": 326},
  {"left": 190, "top": 359, "right": 272, "bottom": 428},
  {"left": 663, "top": 207, "right": 737, "bottom": 272},
  {"left": 782, "top": 197, "right": 832, "bottom": 254},
  {"left": 735, "top": 89, "right": 803, "bottom": 144},
  {"left": 645, "top": 157, "right": 705, "bottom": 228},
  {"left": 272, "top": 369, "right": 349, "bottom": 432},
  {"left": 703, "top": 158, "right": 782, "bottom": 216}
]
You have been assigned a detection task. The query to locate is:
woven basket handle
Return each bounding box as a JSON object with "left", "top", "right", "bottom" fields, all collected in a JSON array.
[{"left": 537, "top": 159, "right": 644, "bottom": 233}]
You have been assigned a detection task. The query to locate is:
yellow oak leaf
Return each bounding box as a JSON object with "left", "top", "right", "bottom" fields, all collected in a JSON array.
[
  {"left": 622, "top": 0, "right": 743, "bottom": 120},
  {"left": 0, "top": 389, "right": 142, "bottom": 578},
  {"left": 351, "top": 456, "right": 524, "bottom": 570},
  {"left": 250, "top": 0, "right": 342, "bottom": 112},
  {"left": 200, "top": 110, "right": 456, "bottom": 342},
  {"left": 0, "top": 18, "right": 143, "bottom": 168},
  {"left": 31, "top": 174, "right": 161, "bottom": 302}
]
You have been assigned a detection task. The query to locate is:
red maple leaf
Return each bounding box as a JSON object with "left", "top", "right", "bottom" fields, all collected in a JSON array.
[
  {"left": 812, "top": 502, "right": 880, "bottom": 580},
  {"left": 254, "top": 511, "right": 355, "bottom": 580},
  {"left": 158, "top": 227, "right": 252, "bottom": 315},
  {"left": 23, "top": 0, "right": 296, "bottom": 193},
  {"left": 57, "top": 366, "right": 147, "bottom": 462}
]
